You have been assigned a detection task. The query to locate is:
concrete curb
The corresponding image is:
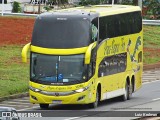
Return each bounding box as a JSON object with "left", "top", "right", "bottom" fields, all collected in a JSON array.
[
  {"left": 0, "top": 92, "right": 29, "bottom": 102},
  {"left": 143, "top": 62, "right": 160, "bottom": 71}
]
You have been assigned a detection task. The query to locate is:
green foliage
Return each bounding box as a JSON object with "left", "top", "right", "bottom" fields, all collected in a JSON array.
[
  {"left": 79, "top": 0, "right": 137, "bottom": 6},
  {"left": 143, "top": 25, "right": 160, "bottom": 64},
  {"left": 0, "top": 45, "right": 29, "bottom": 97},
  {"left": 121, "top": 0, "right": 133, "bottom": 5},
  {"left": 143, "top": 0, "right": 160, "bottom": 19},
  {"left": 79, "top": 0, "right": 100, "bottom": 5},
  {"left": 47, "top": 0, "right": 68, "bottom": 5},
  {"left": 43, "top": 6, "right": 53, "bottom": 11},
  {"left": 12, "top": 1, "right": 21, "bottom": 13}
]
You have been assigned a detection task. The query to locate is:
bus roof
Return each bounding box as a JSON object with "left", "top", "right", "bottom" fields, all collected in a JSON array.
[
  {"left": 40, "top": 9, "right": 98, "bottom": 21},
  {"left": 51, "top": 5, "right": 141, "bottom": 17}
]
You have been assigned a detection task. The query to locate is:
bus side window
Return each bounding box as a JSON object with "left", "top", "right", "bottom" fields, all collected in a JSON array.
[
  {"left": 91, "top": 18, "right": 98, "bottom": 42},
  {"left": 88, "top": 48, "right": 96, "bottom": 78},
  {"left": 88, "top": 62, "right": 93, "bottom": 78}
]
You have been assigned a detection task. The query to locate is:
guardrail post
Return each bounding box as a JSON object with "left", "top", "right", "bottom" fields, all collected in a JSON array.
[
  {"left": 2, "top": 0, "right": 4, "bottom": 16},
  {"left": 138, "top": 0, "right": 142, "bottom": 10}
]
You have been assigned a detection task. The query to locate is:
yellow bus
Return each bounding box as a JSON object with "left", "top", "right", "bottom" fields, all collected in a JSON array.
[{"left": 22, "top": 5, "right": 143, "bottom": 109}]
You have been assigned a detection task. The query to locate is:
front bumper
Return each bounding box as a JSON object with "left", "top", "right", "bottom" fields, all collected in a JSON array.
[{"left": 29, "top": 89, "right": 93, "bottom": 104}]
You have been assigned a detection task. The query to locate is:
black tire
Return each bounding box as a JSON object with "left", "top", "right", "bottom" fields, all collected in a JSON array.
[
  {"left": 121, "top": 82, "right": 132, "bottom": 101},
  {"left": 89, "top": 90, "right": 99, "bottom": 108},
  {"left": 39, "top": 104, "right": 49, "bottom": 109},
  {"left": 132, "top": 81, "right": 135, "bottom": 93},
  {"left": 128, "top": 83, "right": 132, "bottom": 100}
]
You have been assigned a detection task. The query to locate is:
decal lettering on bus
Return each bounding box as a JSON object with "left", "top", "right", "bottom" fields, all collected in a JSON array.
[
  {"left": 127, "top": 36, "right": 142, "bottom": 73},
  {"left": 104, "top": 39, "right": 126, "bottom": 56}
]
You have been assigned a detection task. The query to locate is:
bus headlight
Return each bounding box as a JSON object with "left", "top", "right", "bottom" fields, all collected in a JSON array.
[
  {"left": 74, "top": 85, "right": 90, "bottom": 93},
  {"left": 75, "top": 88, "right": 86, "bottom": 93},
  {"left": 29, "top": 86, "right": 41, "bottom": 92}
]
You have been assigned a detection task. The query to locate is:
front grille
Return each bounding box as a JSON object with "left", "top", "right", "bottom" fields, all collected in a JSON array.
[{"left": 40, "top": 91, "right": 75, "bottom": 96}]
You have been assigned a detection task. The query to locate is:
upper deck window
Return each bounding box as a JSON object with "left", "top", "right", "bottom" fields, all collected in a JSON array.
[{"left": 31, "top": 16, "right": 90, "bottom": 48}]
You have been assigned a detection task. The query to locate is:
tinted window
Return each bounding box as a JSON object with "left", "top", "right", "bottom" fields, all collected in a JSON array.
[
  {"left": 99, "top": 11, "right": 142, "bottom": 40},
  {"left": 98, "top": 53, "right": 127, "bottom": 77},
  {"left": 32, "top": 17, "right": 90, "bottom": 48},
  {"left": 91, "top": 18, "right": 98, "bottom": 42}
]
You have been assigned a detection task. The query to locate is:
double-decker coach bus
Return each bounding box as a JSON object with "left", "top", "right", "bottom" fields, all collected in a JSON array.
[{"left": 22, "top": 5, "right": 143, "bottom": 109}]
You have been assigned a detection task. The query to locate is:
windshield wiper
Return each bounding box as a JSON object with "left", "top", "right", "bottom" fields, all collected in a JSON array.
[{"left": 33, "top": 75, "right": 45, "bottom": 80}]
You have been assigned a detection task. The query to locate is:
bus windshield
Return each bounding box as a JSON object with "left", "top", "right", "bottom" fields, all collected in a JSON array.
[
  {"left": 32, "top": 17, "right": 90, "bottom": 48},
  {"left": 31, "top": 53, "right": 88, "bottom": 84}
]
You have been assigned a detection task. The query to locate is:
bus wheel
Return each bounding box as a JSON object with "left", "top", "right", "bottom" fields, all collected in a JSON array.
[
  {"left": 121, "top": 82, "right": 132, "bottom": 101},
  {"left": 39, "top": 104, "right": 49, "bottom": 109},
  {"left": 128, "top": 83, "right": 132, "bottom": 100},
  {"left": 89, "top": 90, "right": 99, "bottom": 108}
]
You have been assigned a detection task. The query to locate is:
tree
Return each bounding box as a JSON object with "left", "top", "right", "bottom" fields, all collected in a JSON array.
[
  {"left": 12, "top": 1, "right": 21, "bottom": 13},
  {"left": 121, "top": 0, "right": 133, "bottom": 5},
  {"left": 147, "top": 0, "right": 160, "bottom": 15},
  {"left": 144, "top": 0, "right": 160, "bottom": 19},
  {"left": 47, "top": 0, "right": 68, "bottom": 6},
  {"left": 79, "top": 0, "right": 101, "bottom": 5},
  {"left": 132, "top": 0, "right": 138, "bottom": 5}
]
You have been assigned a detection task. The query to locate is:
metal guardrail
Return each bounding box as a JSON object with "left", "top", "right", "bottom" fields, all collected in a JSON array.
[
  {"left": 143, "top": 20, "right": 160, "bottom": 26},
  {"left": 0, "top": 12, "right": 160, "bottom": 25},
  {"left": 0, "top": 12, "right": 38, "bottom": 17}
]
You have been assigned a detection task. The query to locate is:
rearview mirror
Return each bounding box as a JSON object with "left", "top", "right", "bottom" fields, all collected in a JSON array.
[{"left": 21, "top": 43, "right": 31, "bottom": 63}]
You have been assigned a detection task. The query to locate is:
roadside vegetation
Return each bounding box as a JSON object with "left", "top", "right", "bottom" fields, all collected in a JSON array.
[
  {"left": 0, "top": 46, "right": 29, "bottom": 97},
  {"left": 0, "top": 17, "right": 160, "bottom": 98},
  {"left": 143, "top": 25, "right": 160, "bottom": 64}
]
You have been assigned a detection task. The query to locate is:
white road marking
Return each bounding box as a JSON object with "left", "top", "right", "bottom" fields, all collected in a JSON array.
[
  {"left": 64, "top": 115, "right": 88, "bottom": 120},
  {"left": 152, "top": 98, "right": 160, "bottom": 101},
  {"left": 142, "top": 80, "right": 160, "bottom": 85},
  {"left": 64, "top": 117, "right": 81, "bottom": 120}
]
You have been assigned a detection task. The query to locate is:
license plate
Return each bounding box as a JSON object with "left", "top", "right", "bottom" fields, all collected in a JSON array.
[{"left": 52, "top": 100, "right": 62, "bottom": 104}]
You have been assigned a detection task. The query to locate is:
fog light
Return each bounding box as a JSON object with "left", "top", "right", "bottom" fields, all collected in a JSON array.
[
  {"left": 77, "top": 95, "right": 85, "bottom": 101},
  {"left": 31, "top": 95, "right": 37, "bottom": 101}
]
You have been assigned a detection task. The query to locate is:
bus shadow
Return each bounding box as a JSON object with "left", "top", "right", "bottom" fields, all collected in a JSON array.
[{"left": 43, "top": 96, "right": 124, "bottom": 110}]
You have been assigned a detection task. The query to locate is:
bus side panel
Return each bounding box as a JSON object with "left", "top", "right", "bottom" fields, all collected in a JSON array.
[
  {"left": 126, "top": 31, "right": 143, "bottom": 91},
  {"left": 96, "top": 37, "right": 128, "bottom": 100},
  {"left": 96, "top": 30, "right": 143, "bottom": 99}
]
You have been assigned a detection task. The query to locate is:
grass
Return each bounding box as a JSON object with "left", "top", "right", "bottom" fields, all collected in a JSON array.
[
  {"left": 143, "top": 25, "right": 160, "bottom": 48},
  {"left": 143, "top": 25, "right": 160, "bottom": 64},
  {"left": 0, "top": 25, "right": 160, "bottom": 98},
  {"left": 0, "top": 45, "right": 29, "bottom": 97}
]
